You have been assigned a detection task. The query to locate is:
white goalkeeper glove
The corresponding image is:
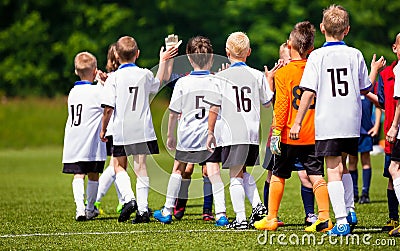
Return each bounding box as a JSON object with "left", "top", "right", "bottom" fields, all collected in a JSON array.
[
  {"left": 165, "top": 34, "right": 182, "bottom": 50},
  {"left": 270, "top": 129, "right": 281, "bottom": 155}
]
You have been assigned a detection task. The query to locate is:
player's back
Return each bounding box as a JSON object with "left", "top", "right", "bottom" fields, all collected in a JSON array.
[
  {"left": 63, "top": 83, "right": 106, "bottom": 163},
  {"left": 103, "top": 64, "right": 159, "bottom": 145},
  {"left": 215, "top": 63, "right": 273, "bottom": 146},
  {"left": 300, "top": 44, "right": 371, "bottom": 140},
  {"left": 169, "top": 72, "right": 222, "bottom": 151},
  {"left": 274, "top": 60, "right": 315, "bottom": 145}
]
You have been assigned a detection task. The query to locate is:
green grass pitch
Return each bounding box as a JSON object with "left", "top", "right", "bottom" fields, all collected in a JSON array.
[{"left": 0, "top": 147, "right": 398, "bottom": 250}]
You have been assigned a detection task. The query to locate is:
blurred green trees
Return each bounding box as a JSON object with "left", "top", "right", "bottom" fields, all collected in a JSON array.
[{"left": 0, "top": 0, "right": 399, "bottom": 97}]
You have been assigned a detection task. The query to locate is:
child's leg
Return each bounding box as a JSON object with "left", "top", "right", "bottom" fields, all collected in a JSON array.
[
  {"left": 326, "top": 156, "right": 348, "bottom": 224},
  {"left": 389, "top": 161, "right": 400, "bottom": 202},
  {"left": 342, "top": 163, "right": 356, "bottom": 214},
  {"left": 133, "top": 154, "right": 150, "bottom": 214},
  {"left": 202, "top": 166, "right": 213, "bottom": 213},
  {"left": 178, "top": 164, "right": 193, "bottom": 201},
  {"left": 308, "top": 175, "right": 330, "bottom": 221},
  {"left": 264, "top": 171, "right": 272, "bottom": 207},
  {"left": 267, "top": 175, "right": 285, "bottom": 220},
  {"left": 163, "top": 160, "right": 186, "bottom": 215},
  {"left": 114, "top": 156, "right": 135, "bottom": 204},
  {"left": 298, "top": 170, "right": 315, "bottom": 217},
  {"left": 96, "top": 162, "right": 116, "bottom": 203},
  {"left": 348, "top": 154, "right": 359, "bottom": 201},
  {"left": 229, "top": 165, "right": 246, "bottom": 222},
  {"left": 206, "top": 163, "right": 226, "bottom": 219},
  {"left": 360, "top": 151, "right": 372, "bottom": 197},
  {"left": 86, "top": 172, "right": 99, "bottom": 212},
  {"left": 73, "top": 174, "right": 85, "bottom": 217},
  {"left": 243, "top": 171, "right": 263, "bottom": 208}
]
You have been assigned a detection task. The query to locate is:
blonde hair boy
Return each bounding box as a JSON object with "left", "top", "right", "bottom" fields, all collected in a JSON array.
[
  {"left": 74, "top": 52, "right": 97, "bottom": 79},
  {"left": 225, "top": 32, "right": 251, "bottom": 59}
]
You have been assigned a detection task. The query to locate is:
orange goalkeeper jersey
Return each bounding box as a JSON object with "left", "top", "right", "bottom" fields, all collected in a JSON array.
[{"left": 273, "top": 59, "right": 315, "bottom": 145}]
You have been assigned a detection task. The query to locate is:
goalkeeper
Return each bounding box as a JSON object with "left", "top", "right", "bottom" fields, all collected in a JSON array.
[{"left": 255, "top": 21, "right": 332, "bottom": 232}]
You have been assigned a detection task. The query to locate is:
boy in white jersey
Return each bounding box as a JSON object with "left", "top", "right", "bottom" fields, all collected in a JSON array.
[
  {"left": 206, "top": 32, "right": 274, "bottom": 229},
  {"left": 62, "top": 52, "right": 106, "bottom": 221},
  {"left": 290, "top": 5, "right": 372, "bottom": 236},
  {"left": 100, "top": 36, "right": 178, "bottom": 223},
  {"left": 153, "top": 36, "right": 228, "bottom": 226}
]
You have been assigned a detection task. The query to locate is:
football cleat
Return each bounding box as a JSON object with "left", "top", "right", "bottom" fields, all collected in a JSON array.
[
  {"left": 305, "top": 218, "right": 333, "bottom": 232},
  {"left": 389, "top": 225, "right": 400, "bottom": 237},
  {"left": 254, "top": 217, "right": 278, "bottom": 231},
  {"left": 132, "top": 210, "right": 151, "bottom": 224},
  {"left": 116, "top": 203, "right": 123, "bottom": 214},
  {"left": 118, "top": 200, "right": 137, "bottom": 222},
  {"left": 359, "top": 194, "right": 370, "bottom": 204},
  {"left": 304, "top": 213, "right": 318, "bottom": 226},
  {"left": 154, "top": 208, "right": 172, "bottom": 224},
  {"left": 75, "top": 210, "right": 86, "bottom": 221},
  {"left": 93, "top": 201, "right": 104, "bottom": 215},
  {"left": 327, "top": 223, "right": 351, "bottom": 236},
  {"left": 173, "top": 198, "right": 187, "bottom": 220},
  {"left": 346, "top": 211, "right": 358, "bottom": 232},
  {"left": 248, "top": 203, "right": 268, "bottom": 228},
  {"left": 202, "top": 208, "right": 215, "bottom": 221},
  {"left": 85, "top": 208, "right": 99, "bottom": 220},
  {"left": 215, "top": 215, "right": 229, "bottom": 226},
  {"left": 382, "top": 219, "right": 399, "bottom": 232},
  {"left": 226, "top": 219, "right": 249, "bottom": 230}
]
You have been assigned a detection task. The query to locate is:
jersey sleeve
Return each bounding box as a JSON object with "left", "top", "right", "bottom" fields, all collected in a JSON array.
[
  {"left": 273, "top": 70, "right": 289, "bottom": 132},
  {"left": 203, "top": 76, "right": 222, "bottom": 106},
  {"left": 299, "top": 52, "right": 318, "bottom": 93},
  {"left": 168, "top": 80, "right": 183, "bottom": 113},
  {"left": 101, "top": 73, "right": 116, "bottom": 108},
  {"left": 147, "top": 70, "right": 160, "bottom": 94},
  {"left": 393, "top": 64, "right": 400, "bottom": 99},
  {"left": 259, "top": 74, "right": 274, "bottom": 105},
  {"left": 358, "top": 52, "right": 372, "bottom": 91}
]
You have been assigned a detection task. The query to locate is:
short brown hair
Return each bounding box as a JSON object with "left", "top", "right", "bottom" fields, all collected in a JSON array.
[
  {"left": 74, "top": 51, "right": 97, "bottom": 77},
  {"left": 116, "top": 36, "right": 138, "bottom": 62},
  {"left": 186, "top": 36, "right": 213, "bottom": 68},
  {"left": 322, "top": 5, "right": 349, "bottom": 39},
  {"left": 289, "top": 21, "right": 315, "bottom": 56},
  {"left": 226, "top": 32, "right": 250, "bottom": 58}
]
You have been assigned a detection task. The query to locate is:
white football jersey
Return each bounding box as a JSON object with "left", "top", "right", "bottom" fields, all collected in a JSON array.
[
  {"left": 169, "top": 71, "right": 223, "bottom": 151},
  {"left": 101, "top": 64, "right": 159, "bottom": 145},
  {"left": 62, "top": 82, "right": 107, "bottom": 163},
  {"left": 205, "top": 62, "right": 274, "bottom": 146},
  {"left": 299, "top": 42, "right": 372, "bottom": 140},
  {"left": 393, "top": 63, "right": 400, "bottom": 139}
]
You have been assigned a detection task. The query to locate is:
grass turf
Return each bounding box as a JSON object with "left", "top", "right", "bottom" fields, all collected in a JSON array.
[{"left": 0, "top": 147, "right": 398, "bottom": 250}]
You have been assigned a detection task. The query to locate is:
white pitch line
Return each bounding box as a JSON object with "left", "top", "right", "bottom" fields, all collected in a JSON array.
[
  {"left": 0, "top": 229, "right": 257, "bottom": 238},
  {"left": 0, "top": 228, "right": 384, "bottom": 239}
]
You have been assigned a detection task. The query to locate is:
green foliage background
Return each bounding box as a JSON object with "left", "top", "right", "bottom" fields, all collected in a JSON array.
[{"left": 0, "top": 0, "right": 399, "bottom": 97}]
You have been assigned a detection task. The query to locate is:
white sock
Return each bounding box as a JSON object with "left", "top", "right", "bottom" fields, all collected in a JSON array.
[
  {"left": 86, "top": 180, "right": 98, "bottom": 211},
  {"left": 212, "top": 181, "right": 226, "bottom": 215},
  {"left": 115, "top": 171, "right": 135, "bottom": 204},
  {"left": 243, "top": 172, "right": 262, "bottom": 208},
  {"left": 328, "top": 181, "right": 348, "bottom": 222},
  {"left": 393, "top": 177, "right": 400, "bottom": 202},
  {"left": 136, "top": 176, "right": 150, "bottom": 213},
  {"left": 115, "top": 183, "right": 123, "bottom": 204},
  {"left": 164, "top": 173, "right": 182, "bottom": 215},
  {"left": 96, "top": 165, "right": 115, "bottom": 202},
  {"left": 203, "top": 176, "right": 212, "bottom": 197},
  {"left": 72, "top": 178, "right": 85, "bottom": 214},
  {"left": 178, "top": 178, "right": 191, "bottom": 199},
  {"left": 230, "top": 177, "right": 246, "bottom": 222},
  {"left": 342, "top": 173, "right": 355, "bottom": 213}
]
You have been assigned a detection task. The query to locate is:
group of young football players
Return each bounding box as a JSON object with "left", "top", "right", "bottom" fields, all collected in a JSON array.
[{"left": 62, "top": 4, "right": 400, "bottom": 237}]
